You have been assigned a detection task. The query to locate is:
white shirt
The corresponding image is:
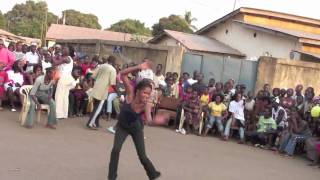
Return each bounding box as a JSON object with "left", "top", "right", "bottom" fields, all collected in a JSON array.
[
  {"left": 42, "top": 60, "right": 52, "bottom": 73},
  {"left": 14, "top": 51, "right": 26, "bottom": 61},
  {"left": 229, "top": 100, "right": 245, "bottom": 121},
  {"left": 153, "top": 74, "right": 165, "bottom": 88},
  {"left": 26, "top": 51, "right": 39, "bottom": 72},
  {"left": 187, "top": 78, "right": 197, "bottom": 85},
  {"left": 6, "top": 70, "right": 24, "bottom": 85},
  {"left": 137, "top": 69, "right": 154, "bottom": 83},
  {"left": 58, "top": 56, "right": 73, "bottom": 76}
]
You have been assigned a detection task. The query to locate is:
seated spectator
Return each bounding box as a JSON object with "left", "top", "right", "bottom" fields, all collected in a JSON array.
[
  {"left": 0, "top": 62, "right": 8, "bottom": 110},
  {"left": 41, "top": 49, "right": 52, "bottom": 74},
  {"left": 5, "top": 60, "right": 24, "bottom": 111},
  {"left": 281, "top": 88, "right": 295, "bottom": 109},
  {"left": 200, "top": 87, "right": 210, "bottom": 107},
  {"left": 26, "top": 64, "right": 43, "bottom": 85},
  {"left": 183, "top": 90, "right": 201, "bottom": 134},
  {"left": 223, "top": 93, "right": 246, "bottom": 143},
  {"left": 244, "top": 91, "right": 255, "bottom": 131},
  {"left": 204, "top": 94, "right": 227, "bottom": 137},
  {"left": 80, "top": 55, "right": 94, "bottom": 76},
  {"left": 246, "top": 108, "right": 277, "bottom": 148},
  {"left": 272, "top": 99, "right": 288, "bottom": 131},
  {"left": 279, "top": 107, "right": 312, "bottom": 156},
  {"left": 280, "top": 88, "right": 287, "bottom": 100},
  {"left": 69, "top": 82, "right": 88, "bottom": 117},
  {"left": 272, "top": 88, "right": 281, "bottom": 104},
  {"left": 24, "top": 67, "right": 56, "bottom": 129}
]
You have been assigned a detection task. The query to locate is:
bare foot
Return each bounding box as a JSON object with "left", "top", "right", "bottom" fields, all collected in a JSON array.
[{"left": 46, "top": 124, "right": 57, "bottom": 129}]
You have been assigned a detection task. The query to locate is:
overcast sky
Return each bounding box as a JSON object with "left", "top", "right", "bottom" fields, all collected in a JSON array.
[{"left": 1, "top": 0, "right": 319, "bottom": 30}]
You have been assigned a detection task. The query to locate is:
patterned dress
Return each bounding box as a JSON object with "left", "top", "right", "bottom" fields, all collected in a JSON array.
[{"left": 184, "top": 97, "right": 201, "bottom": 127}]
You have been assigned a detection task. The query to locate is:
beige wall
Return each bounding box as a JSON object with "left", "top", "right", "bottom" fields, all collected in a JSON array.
[
  {"left": 255, "top": 57, "right": 320, "bottom": 95},
  {"left": 203, "top": 20, "right": 300, "bottom": 60}
]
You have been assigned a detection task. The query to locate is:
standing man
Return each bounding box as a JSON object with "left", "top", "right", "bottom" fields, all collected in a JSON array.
[
  {"left": 14, "top": 41, "right": 26, "bottom": 62},
  {"left": 153, "top": 64, "right": 165, "bottom": 89},
  {"left": 0, "top": 39, "right": 14, "bottom": 70},
  {"left": 26, "top": 42, "right": 40, "bottom": 72},
  {"left": 87, "top": 56, "right": 116, "bottom": 129}
]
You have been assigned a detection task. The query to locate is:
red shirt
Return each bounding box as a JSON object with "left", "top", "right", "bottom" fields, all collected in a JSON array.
[{"left": 80, "top": 63, "right": 94, "bottom": 76}]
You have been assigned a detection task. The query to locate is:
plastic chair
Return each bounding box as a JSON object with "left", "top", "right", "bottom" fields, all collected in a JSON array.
[{"left": 19, "top": 85, "right": 50, "bottom": 125}]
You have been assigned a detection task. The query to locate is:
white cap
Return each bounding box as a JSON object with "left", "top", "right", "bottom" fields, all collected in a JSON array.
[{"left": 31, "top": 42, "right": 37, "bottom": 46}]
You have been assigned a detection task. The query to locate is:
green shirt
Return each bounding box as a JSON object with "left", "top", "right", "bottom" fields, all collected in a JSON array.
[
  {"left": 257, "top": 116, "right": 277, "bottom": 133},
  {"left": 30, "top": 75, "right": 54, "bottom": 98}
]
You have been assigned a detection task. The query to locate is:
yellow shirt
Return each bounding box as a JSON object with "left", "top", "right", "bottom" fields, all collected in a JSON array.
[
  {"left": 311, "top": 105, "right": 320, "bottom": 118},
  {"left": 208, "top": 102, "right": 227, "bottom": 117},
  {"left": 90, "top": 64, "right": 117, "bottom": 100},
  {"left": 200, "top": 94, "right": 210, "bottom": 106}
]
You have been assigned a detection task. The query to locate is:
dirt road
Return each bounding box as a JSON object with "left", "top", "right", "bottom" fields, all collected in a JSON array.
[{"left": 0, "top": 110, "right": 319, "bottom": 180}]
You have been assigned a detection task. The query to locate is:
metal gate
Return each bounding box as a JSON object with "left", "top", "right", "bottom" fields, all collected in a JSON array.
[{"left": 181, "top": 53, "right": 258, "bottom": 92}]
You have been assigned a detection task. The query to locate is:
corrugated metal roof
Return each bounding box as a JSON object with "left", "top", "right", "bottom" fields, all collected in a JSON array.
[
  {"left": 294, "top": 50, "right": 320, "bottom": 59},
  {"left": 234, "top": 20, "right": 320, "bottom": 42},
  {"left": 149, "top": 30, "right": 244, "bottom": 57},
  {"left": 0, "top": 29, "right": 23, "bottom": 41},
  {"left": 46, "top": 24, "right": 133, "bottom": 42},
  {"left": 197, "top": 7, "right": 320, "bottom": 35}
]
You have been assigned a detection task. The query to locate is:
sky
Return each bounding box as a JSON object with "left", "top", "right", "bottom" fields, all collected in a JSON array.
[{"left": 1, "top": 0, "right": 320, "bottom": 30}]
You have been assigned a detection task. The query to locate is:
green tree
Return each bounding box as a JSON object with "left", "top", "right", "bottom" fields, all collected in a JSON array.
[
  {"left": 152, "top": 15, "right": 193, "bottom": 36},
  {"left": 184, "top": 11, "right": 197, "bottom": 31},
  {"left": 5, "top": 0, "right": 58, "bottom": 38},
  {"left": 108, "top": 19, "right": 151, "bottom": 36},
  {"left": 0, "top": 11, "right": 6, "bottom": 29},
  {"left": 60, "top": 9, "right": 101, "bottom": 29}
]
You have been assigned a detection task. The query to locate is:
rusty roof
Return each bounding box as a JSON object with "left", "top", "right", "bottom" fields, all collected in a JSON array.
[
  {"left": 46, "top": 24, "right": 133, "bottom": 42},
  {"left": 233, "top": 20, "right": 320, "bottom": 43},
  {"left": 149, "top": 29, "right": 244, "bottom": 57},
  {"left": 0, "top": 29, "right": 23, "bottom": 41},
  {"left": 197, "top": 7, "right": 320, "bottom": 35}
]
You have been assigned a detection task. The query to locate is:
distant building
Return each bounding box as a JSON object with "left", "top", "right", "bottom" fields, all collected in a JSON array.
[
  {"left": 0, "top": 29, "right": 24, "bottom": 46},
  {"left": 46, "top": 24, "right": 151, "bottom": 47},
  {"left": 196, "top": 7, "right": 320, "bottom": 61}
]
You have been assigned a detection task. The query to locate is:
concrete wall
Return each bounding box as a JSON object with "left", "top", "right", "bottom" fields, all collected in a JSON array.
[
  {"left": 56, "top": 39, "right": 183, "bottom": 74},
  {"left": 203, "top": 20, "right": 300, "bottom": 60},
  {"left": 255, "top": 56, "right": 320, "bottom": 95}
]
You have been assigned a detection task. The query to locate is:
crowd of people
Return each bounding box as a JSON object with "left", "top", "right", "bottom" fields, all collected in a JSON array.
[{"left": 0, "top": 39, "right": 319, "bottom": 168}]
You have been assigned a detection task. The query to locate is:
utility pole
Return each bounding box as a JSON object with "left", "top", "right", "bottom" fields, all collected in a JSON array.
[{"left": 233, "top": 0, "right": 237, "bottom": 11}]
